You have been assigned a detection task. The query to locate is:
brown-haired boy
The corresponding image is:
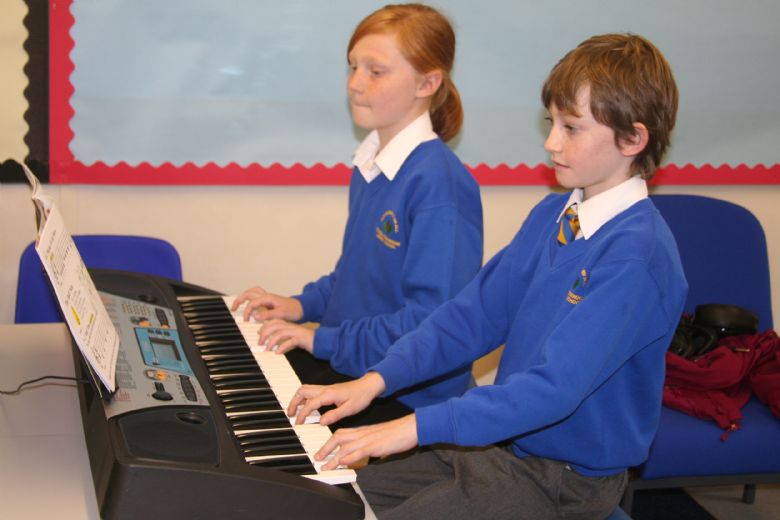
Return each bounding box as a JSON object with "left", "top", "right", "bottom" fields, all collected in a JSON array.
[{"left": 289, "top": 33, "right": 689, "bottom": 519}]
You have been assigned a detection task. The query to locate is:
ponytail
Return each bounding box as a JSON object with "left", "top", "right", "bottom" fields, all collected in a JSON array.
[{"left": 430, "top": 77, "right": 463, "bottom": 143}]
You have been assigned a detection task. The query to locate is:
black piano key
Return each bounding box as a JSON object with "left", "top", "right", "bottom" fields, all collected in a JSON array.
[
  {"left": 236, "top": 428, "right": 299, "bottom": 444},
  {"left": 220, "top": 390, "right": 277, "bottom": 404},
  {"left": 248, "top": 456, "right": 316, "bottom": 475},
  {"left": 182, "top": 308, "right": 233, "bottom": 318},
  {"left": 222, "top": 393, "right": 279, "bottom": 406},
  {"left": 200, "top": 352, "right": 252, "bottom": 362},
  {"left": 191, "top": 326, "right": 245, "bottom": 337},
  {"left": 205, "top": 359, "right": 258, "bottom": 371},
  {"left": 198, "top": 345, "right": 249, "bottom": 355},
  {"left": 195, "top": 338, "right": 249, "bottom": 348},
  {"left": 212, "top": 376, "right": 269, "bottom": 387},
  {"left": 205, "top": 354, "right": 256, "bottom": 365},
  {"left": 242, "top": 445, "right": 307, "bottom": 458},
  {"left": 207, "top": 363, "right": 263, "bottom": 373},
  {"left": 186, "top": 315, "right": 240, "bottom": 326},
  {"left": 209, "top": 369, "right": 265, "bottom": 380},
  {"left": 225, "top": 402, "right": 284, "bottom": 415},
  {"left": 231, "top": 416, "right": 292, "bottom": 431},
  {"left": 230, "top": 410, "right": 290, "bottom": 424}
]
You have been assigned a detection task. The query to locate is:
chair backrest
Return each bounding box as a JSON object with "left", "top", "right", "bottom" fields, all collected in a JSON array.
[
  {"left": 15, "top": 234, "right": 182, "bottom": 323},
  {"left": 650, "top": 194, "right": 773, "bottom": 330}
]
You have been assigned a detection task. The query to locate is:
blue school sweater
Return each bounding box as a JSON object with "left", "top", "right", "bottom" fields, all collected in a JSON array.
[
  {"left": 372, "top": 194, "right": 687, "bottom": 475},
  {"left": 294, "top": 138, "right": 483, "bottom": 408}
]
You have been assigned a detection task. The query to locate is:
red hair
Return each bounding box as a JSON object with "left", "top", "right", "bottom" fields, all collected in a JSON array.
[{"left": 348, "top": 3, "right": 463, "bottom": 142}]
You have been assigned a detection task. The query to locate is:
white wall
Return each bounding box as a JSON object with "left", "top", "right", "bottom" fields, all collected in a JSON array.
[{"left": 2, "top": 183, "right": 778, "bottom": 383}]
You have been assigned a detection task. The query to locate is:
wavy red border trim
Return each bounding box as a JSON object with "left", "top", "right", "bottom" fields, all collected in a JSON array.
[{"left": 49, "top": 1, "right": 780, "bottom": 186}]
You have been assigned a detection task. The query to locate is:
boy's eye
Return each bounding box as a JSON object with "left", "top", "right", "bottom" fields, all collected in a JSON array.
[
  {"left": 369, "top": 68, "right": 385, "bottom": 77},
  {"left": 564, "top": 124, "right": 577, "bottom": 133}
]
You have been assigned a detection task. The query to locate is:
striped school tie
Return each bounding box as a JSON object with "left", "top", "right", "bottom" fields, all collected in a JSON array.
[{"left": 557, "top": 205, "right": 580, "bottom": 246}]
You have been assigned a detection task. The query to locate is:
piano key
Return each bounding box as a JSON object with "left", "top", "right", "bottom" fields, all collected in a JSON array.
[
  {"left": 294, "top": 424, "right": 357, "bottom": 485},
  {"left": 177, "top": 294, "right": 349, "bottom": 486},
  {"left": 237, "top": 424, "right": 356, "bottom": 485},
  {"left": 248, "top": 455, "right": 318, "bottom": 475}
]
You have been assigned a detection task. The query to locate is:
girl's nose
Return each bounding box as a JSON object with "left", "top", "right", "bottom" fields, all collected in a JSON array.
[{"left": 347, "top": 69, "right": 363, "bottom": 93}]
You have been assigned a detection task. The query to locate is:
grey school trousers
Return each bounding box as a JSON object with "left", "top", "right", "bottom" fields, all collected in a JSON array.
[{"left": 357, "top": 445, "right": 627, "bottom": 520}]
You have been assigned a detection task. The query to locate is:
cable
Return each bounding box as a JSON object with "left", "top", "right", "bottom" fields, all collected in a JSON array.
[{"left": 0, "top": 375, "right": 90, "bottom": 395}]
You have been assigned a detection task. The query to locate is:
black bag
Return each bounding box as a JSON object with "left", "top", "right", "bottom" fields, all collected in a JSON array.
[{"left": 668, "top": 304, "right": 758, "bottom": 360}]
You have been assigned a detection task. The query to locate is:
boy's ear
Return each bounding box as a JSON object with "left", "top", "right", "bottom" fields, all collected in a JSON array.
[
  {"left": 417, "top": 70, "right": 443, "bottom": 99},
  {"left": 620, "top": 123, "right": 649, "bottom": 157}
]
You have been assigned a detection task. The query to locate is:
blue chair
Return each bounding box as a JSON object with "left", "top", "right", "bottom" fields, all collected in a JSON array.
[
  {"left": 619, "top": 195, "right": 778, "bottom": 514},
  {"left": 15, "top": 234, "right": 182, "bottom": 323}
]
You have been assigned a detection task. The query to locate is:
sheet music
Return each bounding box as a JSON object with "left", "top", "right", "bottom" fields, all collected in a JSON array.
[{"left": 23, "top": 165, "right": 119, "bottom": 392}]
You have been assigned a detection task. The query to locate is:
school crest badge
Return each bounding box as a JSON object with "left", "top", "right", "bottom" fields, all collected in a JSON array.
[
  {"left": 376, "top": 210, "right": 401, "bottom": 249},
  {"left": 567, "top": 268, "right": 588, "bottom": 305}
]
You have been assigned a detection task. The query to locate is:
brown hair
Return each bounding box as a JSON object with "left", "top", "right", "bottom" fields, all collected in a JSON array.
[
  {"left": 348, "top": 3, "right": 463, "bottom": 142},
  {"left": 541, "top": 33, "right": 678, "bottom": 179}
]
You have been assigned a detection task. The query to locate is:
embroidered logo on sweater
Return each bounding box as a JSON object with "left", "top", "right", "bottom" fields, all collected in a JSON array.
[
  {"left": 567, "top": 268, "right": 589, "bottom": 305},
  {"left": 376, "top": 210, "right": 401, "bottom": 249}
]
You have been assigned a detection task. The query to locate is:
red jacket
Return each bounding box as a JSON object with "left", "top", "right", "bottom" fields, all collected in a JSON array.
[{"left": 663, "top": 330, "right": 780, "bottom": 439}]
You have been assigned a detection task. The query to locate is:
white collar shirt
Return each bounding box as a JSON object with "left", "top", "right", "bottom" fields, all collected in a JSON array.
[
  {"left": 351, "top": 112, "right": 437, "bottom": 183},
  {"left": 557, "top": 175, "right": 649, "bottom": 240}
]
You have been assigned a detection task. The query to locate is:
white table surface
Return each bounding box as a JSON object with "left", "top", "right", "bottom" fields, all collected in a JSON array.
[
  {"left": 0, "top": 323, "right": 101, "bottom": 519},
  {"left": 0, "top": 323, "right": 376, "bottom": 520}
]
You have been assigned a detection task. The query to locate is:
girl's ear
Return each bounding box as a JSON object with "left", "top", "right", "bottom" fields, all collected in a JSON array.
[
  {"left": 620, "top": 122, "right": 649, "bottom": 157},
  {"left": 416, "top": 70, "right": 443, "bottom": 99}
]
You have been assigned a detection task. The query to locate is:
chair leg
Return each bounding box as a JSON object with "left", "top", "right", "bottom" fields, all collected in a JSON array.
[{"left": 742, "top": 484, "right": 756, "bottom": 504}]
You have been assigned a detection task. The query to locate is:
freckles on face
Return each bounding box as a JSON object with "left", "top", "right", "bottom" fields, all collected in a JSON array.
[
  {"left": 346, "top": 33, "right": 426, "bottom": 143},
  {"left": 543, "top": 88, "right": 634, "bottom": 199}
]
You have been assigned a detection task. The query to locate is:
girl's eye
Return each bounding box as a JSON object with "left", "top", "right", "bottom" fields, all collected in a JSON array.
[
  {"left": 370, "top": 68, "right": 384, "bottom": 77},
  {"left": 564, "top": 124, "right": 577, "bottom": 133}
]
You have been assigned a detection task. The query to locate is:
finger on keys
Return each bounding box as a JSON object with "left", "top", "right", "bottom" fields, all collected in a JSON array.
[
  {"left": 319, "top": 404, "right": 355, "bottom": 427},
  {"left": 287, "top": 385, "right": 319, "bottom": 418},
  {"left": 231, "top": 286, "right": 264, "bottom": 312},
  {"left": 294, "top": 392, "right": 329, "bottom": 425},
  {"left": 257, "top": 318, "right": 279, "bottom": 344},
  {"left": 243, "top": 299, "right": 266, "bottom": 322},
  {"left": 316, "top": 429, "right": 349, "bottom": 463},
  {"left": 274, "top": 338, "right": 296, "bottom": 354},
  {"left": 320, "top": 430, "right": 366, "bottom": 470}
]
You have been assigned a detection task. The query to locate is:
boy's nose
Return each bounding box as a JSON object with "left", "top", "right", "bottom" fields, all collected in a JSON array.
[{"left": 543, "top": 128, "right": 559, "bottom": 153}]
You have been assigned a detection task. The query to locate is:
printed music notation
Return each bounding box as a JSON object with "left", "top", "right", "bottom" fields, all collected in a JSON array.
[{"left": 23, "top": 164, "right": 119, "bottom": 392}]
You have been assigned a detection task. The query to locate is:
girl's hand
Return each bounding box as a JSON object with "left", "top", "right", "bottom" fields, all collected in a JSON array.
[
  {"left": 287, "top": 372, "right": 386, "bottom": 425},
  {"left": 317, "top": 415, "right": 419, "bottom": 471},
  {"left": 258, "top": 319, "right": 315, "bottom": 354},
  {"left": 231, "top": 285, "right": 304, "bottom": 322}
]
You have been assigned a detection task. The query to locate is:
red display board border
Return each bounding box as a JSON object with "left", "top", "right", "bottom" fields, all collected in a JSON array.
[{"left": 49, "top": 1, "right": 779, "bottom": 186}]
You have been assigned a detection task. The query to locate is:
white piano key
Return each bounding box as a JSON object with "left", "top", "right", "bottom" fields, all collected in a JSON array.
[
  {"left": 224, "top": 297, "right": 320, "bottom": 424},
  {"left": 295, "top": 424, "right": 356, "bottom": 485}
]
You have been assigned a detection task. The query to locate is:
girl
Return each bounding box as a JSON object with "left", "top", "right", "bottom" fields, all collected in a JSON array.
[{"left": 232, "top": 3, "right": 483, "bottom": 411}]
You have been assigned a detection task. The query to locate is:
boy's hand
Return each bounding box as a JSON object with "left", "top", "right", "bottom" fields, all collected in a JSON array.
[
  {"left": 317, "top": 414, "right": 419, "bottom": 471},
  {"left": 231, "top": 285, "right": 304, "bottom": 322},
  {"left": 258, "top": 319, "right": 314, "bottom": 353},
  {"left": 287, "top": 372, "right": 386, "bottom": 425}
]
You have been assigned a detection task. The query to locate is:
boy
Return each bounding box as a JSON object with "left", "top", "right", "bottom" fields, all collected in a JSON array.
[{"left": 289, "top": 33, "right": 688, "bottom": 519}]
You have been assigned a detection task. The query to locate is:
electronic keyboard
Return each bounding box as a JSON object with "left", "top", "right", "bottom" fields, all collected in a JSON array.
[{"left": 75, "top": 269, "right": 373, "bottom": 520}]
